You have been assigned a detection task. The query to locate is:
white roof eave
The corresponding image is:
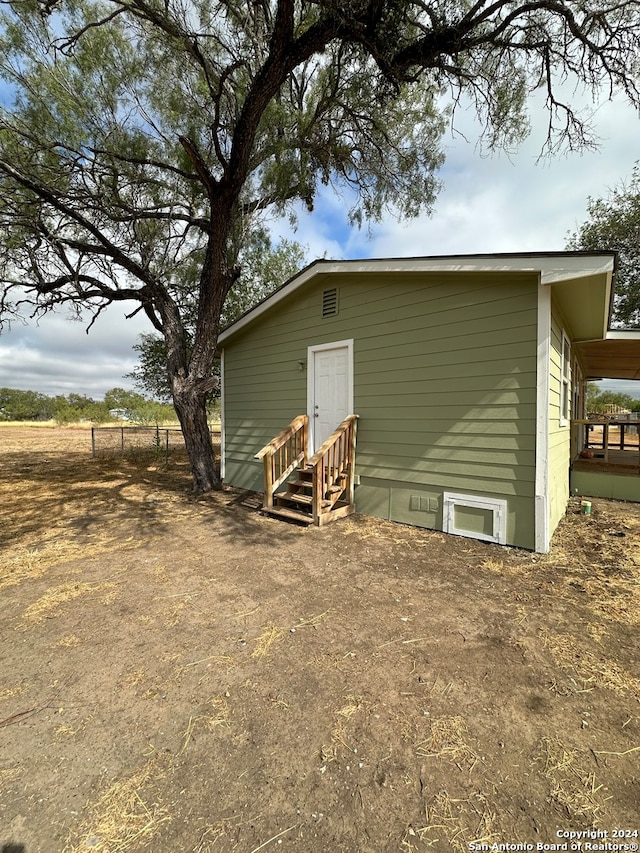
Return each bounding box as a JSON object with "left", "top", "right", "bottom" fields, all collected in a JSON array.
[{"left": 218, "top": 253, "right": 616, "bottom": 345}]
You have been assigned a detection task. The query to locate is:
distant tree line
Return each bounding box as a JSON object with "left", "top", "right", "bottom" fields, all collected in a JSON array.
[
  {"left": 0, "top": 387, "right": 179, "bottom": 424},
  {"left": 586, "top": 384, "right": 640, "bottom": 414}
]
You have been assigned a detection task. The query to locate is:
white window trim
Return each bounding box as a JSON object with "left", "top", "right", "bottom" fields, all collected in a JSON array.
[
  {"left": 572, "top": 358, "right": 584, "bottom": 421},
  {"left": 560, "top": 330, "right": 571, "bottom": 427},
  {"left": 443, "top": 492, "right": 507, "bottom": 546}
]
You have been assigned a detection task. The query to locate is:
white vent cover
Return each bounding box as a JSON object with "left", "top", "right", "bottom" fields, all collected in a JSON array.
[
  {"left": 443, "top": 492, "right": 507, "bottom": 545},
  {"left": 322, "top": 288, "right": 339, "bottom": 317}
]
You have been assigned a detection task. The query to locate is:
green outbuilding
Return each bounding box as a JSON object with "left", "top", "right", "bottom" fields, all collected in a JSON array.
[{"left": 218, "top": 252, "right": 636, "bottom": 552}]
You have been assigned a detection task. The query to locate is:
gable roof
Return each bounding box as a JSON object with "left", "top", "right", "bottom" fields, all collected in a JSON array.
[{"left": 218, "top": 252, "right": 616, "bottom": 347}]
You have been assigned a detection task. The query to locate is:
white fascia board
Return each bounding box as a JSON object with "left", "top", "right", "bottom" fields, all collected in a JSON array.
[
  {"left": 606, "top": 330, "right": 640, "bottom": 340},
  {"left": 537, "top": 255, "right": 615, "bottom": 285},
  {"left": 218, "top": 253, "right": 616, "bottom": 344}
]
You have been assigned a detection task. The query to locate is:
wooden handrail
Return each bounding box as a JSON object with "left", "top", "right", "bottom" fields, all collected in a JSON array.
[
  {"left": 254, "top": 415, "right": 309, "bottom": 509},
  {"left": 255, "top": 414, "right": 309, "bottom": 460},
  {"left": 308, "top": 414, "right": 359, "bottom": 466},
  {"left": 310, "top": 415, "right": 358, "bottom": 524}
]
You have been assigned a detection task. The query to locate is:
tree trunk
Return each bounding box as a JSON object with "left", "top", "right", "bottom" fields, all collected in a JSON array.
[
  {"left": 173, "top": 384, "right": 221, "bottom": 492},
  {"left": 159, "top": 239, "right": 226, "bottom": 494}
]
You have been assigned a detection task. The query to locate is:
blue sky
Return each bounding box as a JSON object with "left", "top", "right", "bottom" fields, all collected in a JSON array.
[{"left": 1, "top": 91, "right": 639, "bottom": 399}]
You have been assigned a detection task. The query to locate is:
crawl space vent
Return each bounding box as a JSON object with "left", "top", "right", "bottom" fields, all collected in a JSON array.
[
  {"left": 322, "top": 288, "right": 339, "bottom": 318},
  {"left": 443, "top": 492, "right": 507, "bottom": 545}
]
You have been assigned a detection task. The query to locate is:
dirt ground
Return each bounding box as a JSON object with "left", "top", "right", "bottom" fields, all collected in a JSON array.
[{"left": 1, "top": 426, "right": 638, "bottom": 853}]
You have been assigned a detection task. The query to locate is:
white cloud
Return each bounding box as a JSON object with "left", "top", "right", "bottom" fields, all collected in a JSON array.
[
  {"left": 2, "top": 91, "right": 639, "bottom": 399},
  {"left": 0, "top": 306, "right": 152, "bottom": 398},
  {"left": 366, "top": 93, "right": 640, "bottom": 258}
]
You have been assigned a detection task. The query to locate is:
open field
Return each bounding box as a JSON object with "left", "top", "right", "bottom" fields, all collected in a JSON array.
[{"left": 1, "top": 426, "right": 639, "bottom": 852}]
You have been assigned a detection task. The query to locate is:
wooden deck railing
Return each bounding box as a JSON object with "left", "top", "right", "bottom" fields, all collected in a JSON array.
[
  {"left": 572, "top": 418, "right": 640, "bottom": 466},
  {"left": 309, "top": 414, "right": 358, "bottom": 525},
  {"left": 255, "top": 414, "right": 309, "bottom": 509}
]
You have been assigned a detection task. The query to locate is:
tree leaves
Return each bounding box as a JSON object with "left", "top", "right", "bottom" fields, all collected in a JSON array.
[{"left": 568, "top": 163, "right": 640, "bottom": 329}]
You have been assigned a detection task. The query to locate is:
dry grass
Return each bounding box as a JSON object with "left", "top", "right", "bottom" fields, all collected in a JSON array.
[
  {"left": 293, "top": 609, "right": 332, "bottom": 629},
  {"left": 0, "top": 767, "right": 22, "bottom": 796},
  {"left": 65, "top": 760, "right": 171, "bottom": 853},
  {"left": 402, "top": 790, "right": 496, "bottom": 852},
  {"left": 178, "top": 697, "right": 231, "bottom": 756},
  {"left": 54, "top": 634, "right": 83, "bottom": 648},
  {"left": 548, "top": 503, "right": 640, "bottom": 628},
  {"left": 203, "top": 696, "right": 231, "bottom": 730},
  {"left": 0, "top": 420, "right": 60, "bottom": 429},
  {"left": 0, "top": 683, "right": 28, "bottom": 703},
  {"left": 320, "top": 695, "right": 365, "bottom": 760},
  {"left": 582, "top": 574, "right": 640, "bottom": 626},
  {"left": 23, "top": 581, "right": 118, "bottom": 623},
  {"left": 164, "top": 599, "right": 188, "bottom": 627},
  {"left": 479, "top": 558, "right": 506, "bottom": 574},
  {"left": 125, "top": 669, "right": 147, "bottom": 687},
  {"left": 182, "top": 654, "right": 235, "bottom": 670},
  {"left": 55, "top": 716, "right": 92, "bottom": 738},
  {"left": 341, "top": 516, "right": 445, "bottom": 546},
  {"left": 536, "top": 737, "right": 610, "bottom": 824},
  {"left": 587, "top": 623, "right": 609, "bottom": 643},
  {"left": 416, "top": 716, "right": 478, "bottom": 772},
  {"left": 190, "top": 820, "right": 236, "bottom": 852},
  {"left": 0, "top": 536, "right": 121, "bottom": 593},
  {"left": 479, "top": 556, "right": 533, "bottom": 579},
  {"left": 3, "top": 429, "right": 639, "bottom": 851},
  {"left": 308, "top": 652, "right": 352, "bottom": 672},
  {"left": 541, "top": 629, "right": 640, "bottom": 695},
  {"left": 251, "top": 624, "right": 285, "bottom": 660}
]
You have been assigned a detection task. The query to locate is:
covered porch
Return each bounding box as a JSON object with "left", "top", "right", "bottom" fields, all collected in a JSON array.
[{"left": 571, "top": 333, "right": 640, "bottom": 501}]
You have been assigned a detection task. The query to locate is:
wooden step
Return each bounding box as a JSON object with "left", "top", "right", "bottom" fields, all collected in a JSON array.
[
  {"left": 263, "top": 505, "right": 313, "bottom": 525},
  {"left": 276, "top": 491, "right": 313, "bottom": 506},
  {"left": 289, "top": 479, "right": 313, "bottom": 490},
  {"left": 275, "top": 490, "right": 332, "bottom": 510}
]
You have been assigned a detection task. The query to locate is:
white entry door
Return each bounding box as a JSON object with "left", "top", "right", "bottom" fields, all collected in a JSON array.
[{"left": 308, "top": 340, "right": 354, "bottom": 453}]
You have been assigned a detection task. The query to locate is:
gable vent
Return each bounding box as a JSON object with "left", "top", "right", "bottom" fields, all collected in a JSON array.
[{"left": 322, "top": 287, "right": 339, "bottom": 318}]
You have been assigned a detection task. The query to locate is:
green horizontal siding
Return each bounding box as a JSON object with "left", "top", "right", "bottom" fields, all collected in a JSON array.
[
  {"left": 223, "top": 269, "right": 539, "bottom": 548},
  {"left": 571, "top": 470, "right": 640, "bottom": 501},
  {"left": 355, "top": 462, "right": 535, "bottom": 493}
]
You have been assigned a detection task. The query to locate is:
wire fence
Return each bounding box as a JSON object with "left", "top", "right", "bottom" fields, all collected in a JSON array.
[{"left": 91, "top": 425, "right": 221, "bottom": 463}]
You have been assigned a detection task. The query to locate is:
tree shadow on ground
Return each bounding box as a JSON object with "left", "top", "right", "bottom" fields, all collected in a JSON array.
[{"left": 1, "top": 448, "right": 304, "bottom": 557}]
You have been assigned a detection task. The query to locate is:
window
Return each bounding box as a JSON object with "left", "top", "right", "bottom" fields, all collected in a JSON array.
[
  {"left": 572, "top": 359, "right": 584, "bottom": 420},
  {"left": 560, "top": 331, "right": 571, "bottom": 426}
]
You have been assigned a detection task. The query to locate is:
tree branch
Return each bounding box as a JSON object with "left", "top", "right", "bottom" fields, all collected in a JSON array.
[{"left": 0, "top": 158, "right": 160, "bottom": 288}]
